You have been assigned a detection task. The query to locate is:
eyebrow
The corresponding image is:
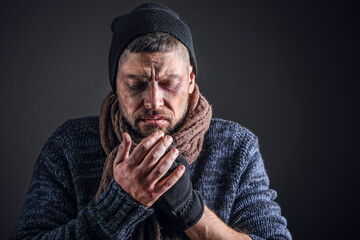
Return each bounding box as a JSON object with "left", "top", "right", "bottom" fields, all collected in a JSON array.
[
  {"left": 125, "top": 74, "right": 149, "bottom": 81},
  {"left": 163, "top": 74, "right": 181, "bottom": 79},
  {"left": 125, "top": 73, "right": 182, "bottom": 81}
]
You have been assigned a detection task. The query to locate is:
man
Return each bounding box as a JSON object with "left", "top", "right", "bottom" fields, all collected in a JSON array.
[{"left": 12, "top": 3, "right": 291, "bottom": 239}]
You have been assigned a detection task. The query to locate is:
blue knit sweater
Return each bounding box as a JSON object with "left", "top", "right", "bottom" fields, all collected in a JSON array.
[{"left": 12, "top": 117, "right": 291, "bottom": 239}]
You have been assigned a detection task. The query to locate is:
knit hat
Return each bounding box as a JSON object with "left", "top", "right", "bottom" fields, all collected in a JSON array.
[{"left": 108, "top": 3, "right": 197, "bottom": 93}]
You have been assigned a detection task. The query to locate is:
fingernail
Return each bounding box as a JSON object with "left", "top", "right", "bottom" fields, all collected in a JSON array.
[
  {"left": 180, "top": 165, "right": 185, "bottom": 172},
  {"left": 166, "top": 135, "right": 173, "bottom": 143},
  {"left": 122, "top": 132, "right": 127, "bottom": 139}
]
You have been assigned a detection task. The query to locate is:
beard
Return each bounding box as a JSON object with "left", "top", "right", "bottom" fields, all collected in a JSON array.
[{"left": 118, "top": 100, "right": 188, "bottom": 139}]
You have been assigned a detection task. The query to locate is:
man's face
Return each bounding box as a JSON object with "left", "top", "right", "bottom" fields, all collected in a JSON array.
[{"left": 116, "top": 47, "right": 195, "bottom": 138}]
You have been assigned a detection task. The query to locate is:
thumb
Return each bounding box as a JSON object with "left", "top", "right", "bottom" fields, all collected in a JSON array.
[{"left": 114, "top": 132, "right": 132, "bottom": 168}]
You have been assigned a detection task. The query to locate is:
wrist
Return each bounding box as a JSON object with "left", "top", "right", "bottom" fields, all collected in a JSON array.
[{"left": 185, "top": 206, "right": 252, "bottom": 240}]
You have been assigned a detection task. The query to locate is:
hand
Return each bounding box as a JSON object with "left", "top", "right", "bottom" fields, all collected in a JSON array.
[
  {"left": 155, "top": 150, "right": 204, "bottom": 231},
  {"left": 113, "top": 131, "right": 185, "bottom": 207}
]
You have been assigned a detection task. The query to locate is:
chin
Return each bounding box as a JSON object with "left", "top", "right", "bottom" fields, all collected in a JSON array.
[
  {"left": 139, "top": 124, "right": 173, "bottom": 137},
  {"left": 139, "top": 126, "right": 163, "bottom": 137}
]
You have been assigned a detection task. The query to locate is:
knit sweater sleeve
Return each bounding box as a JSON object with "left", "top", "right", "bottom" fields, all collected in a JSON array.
[
  {"left": 228, "top": 135, "right": 292, "bottom": 240},
  {"left": 11, "top": 120, "right": 153, "bottom": 240}
]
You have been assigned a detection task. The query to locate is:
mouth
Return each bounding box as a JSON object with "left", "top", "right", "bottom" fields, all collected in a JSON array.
[{"left": 138, "top": 115, "right": 168, "bottom": 126}]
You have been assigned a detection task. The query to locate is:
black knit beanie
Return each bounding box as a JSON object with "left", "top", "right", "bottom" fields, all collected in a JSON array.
[{"left": 108, "top": 3, "right": 197, "bottom": 93}]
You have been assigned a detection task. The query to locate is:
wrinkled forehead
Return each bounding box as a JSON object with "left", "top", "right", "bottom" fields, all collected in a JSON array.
[
  {"left": 118, "top": 49, "right": 189, "bottom": 78},
  {"left": 118, "top": 44, "right": 189, "bottom": 70}
]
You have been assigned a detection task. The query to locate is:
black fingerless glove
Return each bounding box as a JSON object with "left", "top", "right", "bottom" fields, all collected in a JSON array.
[{"left": 154, "top": 146, "right": 204, "bottom": 232}]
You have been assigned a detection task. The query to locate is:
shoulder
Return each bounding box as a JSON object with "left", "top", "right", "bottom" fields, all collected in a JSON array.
[
  {"left": 192, "top": 118, "right": 261, "bottom": 197},
  {"left": 52, "top": 116, "right": 99, "bottom": 139},
  {"left": 199, "top": 118, "right": 261, "bottom": 172},
  {"left": 42, "top": 116, "right": 101, "bottom": 154},
  {"left": 56, "top": 116, "right": 100, "bottom": 135},
  {"left": 197, "top": 118, "right": 259, "bottom": 170},
  {"left": 37, "top": 116, "right": 103, "bottom": 176},
  {"left": 206, "top": 118, "right": 258, "bottom": 152}
]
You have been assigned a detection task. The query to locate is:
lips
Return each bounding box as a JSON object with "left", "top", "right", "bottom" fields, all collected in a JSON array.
[
  {"left": 140, "top": 115, "right": 167, "bottom": 121},
  {"left": 138, "top": 115, "right": 168, "bottom": 127}
]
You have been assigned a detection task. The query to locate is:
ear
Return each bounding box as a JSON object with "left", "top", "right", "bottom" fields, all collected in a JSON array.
[{"left": 188, "top": 64, "right": 196, "bottom": 94}]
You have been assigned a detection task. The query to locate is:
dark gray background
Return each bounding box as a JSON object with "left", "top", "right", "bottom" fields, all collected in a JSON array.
[{"left": 1, "top": 1, "right": 359, "bottom": 239}]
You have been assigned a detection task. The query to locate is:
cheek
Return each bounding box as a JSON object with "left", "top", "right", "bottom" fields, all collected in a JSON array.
[
  {"left": 161, "top": 80, "right": 187, "bottom": 97},
  {"left": 169, "top": 82, "right": 185, "bottom": 95},
  {"left": 118, "top": 90, "right": 143, "bottom": 116},
  {"left": 163, "top": 84, "right": 189, "bottom": 114}
]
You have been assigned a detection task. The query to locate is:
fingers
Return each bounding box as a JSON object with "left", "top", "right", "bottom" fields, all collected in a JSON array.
[
  {"left": 111, "top": 130, "right": 186, "bottom": 207},
  {"left": 129, "top": 130, "right": 165, "bottom": 165},
  {"left": 146, "top": 146, "right": 179, "bottom": 180},
  {"left": 141, "top": 135, "right": 174, "bottom": 171},
  {"left": 114, "top": 132, "right": 132, "bottom": 167},
  {"left": 156, "top": 164, "right": 185, "bottom": 193}
]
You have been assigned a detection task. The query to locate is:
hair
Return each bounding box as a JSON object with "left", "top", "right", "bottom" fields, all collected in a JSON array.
[{"left": 120, "top": 32, "right": 190, "bottom": 64}]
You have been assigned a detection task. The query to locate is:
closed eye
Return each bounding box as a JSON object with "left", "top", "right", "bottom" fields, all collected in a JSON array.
[
  {"left": 128, "top": 81, "right": 147, "bottom": 90},
  {"left": 159, "top": 78, "right": 180, "bottom": 89}
]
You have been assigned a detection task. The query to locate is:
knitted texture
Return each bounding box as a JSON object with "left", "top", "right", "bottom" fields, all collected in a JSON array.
[{"left": 11, "top": 117, "right": 292, "bottom": 239}]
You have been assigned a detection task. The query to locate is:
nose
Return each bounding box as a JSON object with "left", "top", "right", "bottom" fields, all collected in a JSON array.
[{"left": 144, "top": 80, "right": 164, "bottom": 110}]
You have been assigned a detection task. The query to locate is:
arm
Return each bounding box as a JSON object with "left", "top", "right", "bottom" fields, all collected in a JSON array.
[
  {"left": 12, "top": 126, "right": 153, "bottom": 239},
  {"left": 185, "top": 206, "right": 251, "bottom": 240},
  {"left": 186, "top": 136, "right": 291, "bottom": 239},
  {"left": 227, "top": 137, "right": 291, "bottom": 239}
]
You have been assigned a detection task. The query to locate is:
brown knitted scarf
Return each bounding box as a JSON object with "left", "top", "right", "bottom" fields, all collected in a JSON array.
[{"left": 95, "top": 84, "right": 212, "bottom": 239}]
